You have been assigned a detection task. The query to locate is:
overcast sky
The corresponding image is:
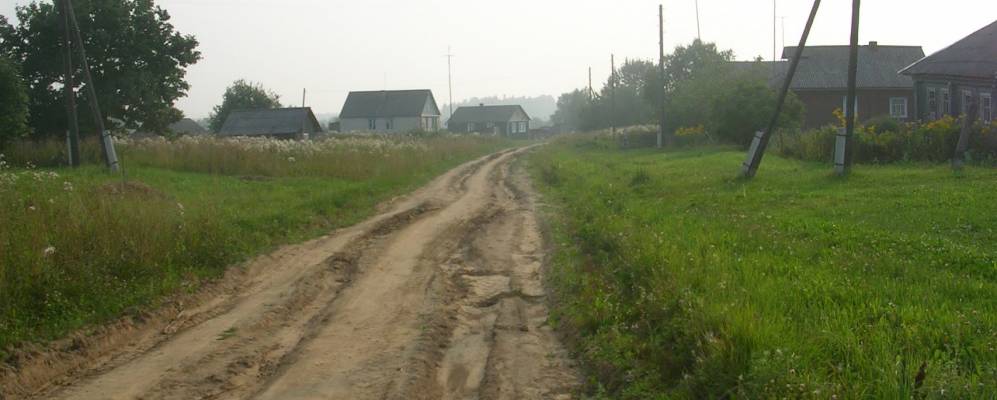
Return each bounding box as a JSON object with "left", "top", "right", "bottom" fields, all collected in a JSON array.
[{"left": 2, "top": 0, "right": 995, "bottom": 119}]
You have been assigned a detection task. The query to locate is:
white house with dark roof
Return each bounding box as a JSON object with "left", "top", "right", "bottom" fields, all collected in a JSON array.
[
  {"left": 338, "top": 90, "right": 441, "bottom": 133},
  {"left": 447, "top": 104, "right": 531, "bottom": 136}
]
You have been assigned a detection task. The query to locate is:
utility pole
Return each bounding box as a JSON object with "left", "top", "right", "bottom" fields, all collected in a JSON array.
[
  {"left": 446, "top": 46, "right": 455, "bottom": 121},
  {"left": 58, "top": 0, "right": 80, "bottom": 167},
  {"left": 302, "top": 88, "right": 306, "bottom": 107},
  {"left": 837, "top": 0, "right": 861, "bottom": 176},
  {"left": 694, "top": 0, "right": 702, "bottom": 40},
  {"left": 658, "top": 4, "right": 667, "bottom": 148},
  {"left": 65, "top": 0, "right": 119, "bottom": 172},
  {"left": 781, "top": 16, "right": 787, "bottom": 50},
  {"left": 611, "top": 54, "right": 617, "bottom": 139},
  {"left": 740, "top": 0, "right": 821, "bottom": 178},
  {"left": 588, "top": 67, "right": 593, "bottom": 100}
]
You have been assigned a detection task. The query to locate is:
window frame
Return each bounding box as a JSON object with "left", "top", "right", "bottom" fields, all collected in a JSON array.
[
  {"left": 889, "top": 97, "right": 908, "bottom": 119},
  {"left": 926, "top": 88, "right": 937, "bottom": 120},
  {"left": 962, "top": 90, "right": 974, "bottom": 116},
  {"left": 982, "top": 93, "right": 993, "bottom": 122},
  {"left": 941, "top": 88, "right": 951, "bottom": 116}
]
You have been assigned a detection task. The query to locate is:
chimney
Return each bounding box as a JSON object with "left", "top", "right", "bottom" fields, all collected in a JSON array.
[
  {"left": 868, "top": 41, "right": 879, "bottom": 50},
  {"left": 479, "top": 103, "right": 484, "bottom": 107}
]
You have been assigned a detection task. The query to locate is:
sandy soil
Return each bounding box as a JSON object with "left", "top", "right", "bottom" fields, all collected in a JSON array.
[{"left": 2, "top": 147, "right": 579, "bottom": 400}]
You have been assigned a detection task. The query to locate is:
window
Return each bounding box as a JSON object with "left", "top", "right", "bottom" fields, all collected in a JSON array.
[
  {"left": 962, "top": 90, "right": 974, "bottom": 115},
  {"left": 386, "top": 118, "right": 393, "bottom": 130},
  {"left": 467, "top": 122, "right": 476, "bottom": 132},
  {"left": 927, "top": 88, "right": 937, "bottom": 120},
  {"left": 889, "top": 97, "right": 908, "bottom": 119},
  {"left": 941, "top": 88, "right": 951, "bottom": 116},
  {"left": 368, "top": 119, "right": 376, "bottom": 130},
  {"left": 982, "top": 93, "right": 993, "bottom": 122}
]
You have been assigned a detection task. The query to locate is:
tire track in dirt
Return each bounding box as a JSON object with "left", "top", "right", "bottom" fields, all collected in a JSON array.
[{"left": 7, "top": 146, "right": 578, "bottom": 399}]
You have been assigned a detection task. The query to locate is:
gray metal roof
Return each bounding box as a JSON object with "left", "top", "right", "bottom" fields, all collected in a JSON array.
[
  {"left": 218, "top": 107, "right": 323, "bottom": 136},
  {"left": 448, "top": 105, "right": 531, "bottom": 124},
  {"left": 339, "top": 90, "right": 441, "bottom": 118},
  {"left": 780, "top": 44, "right": 924, "bottom": 89},
  {"left": 900, "top": 20, "right": 997, "bottom": 80},
  {"left": 169, "top": 118, "right": 207, "bottom": 135}
]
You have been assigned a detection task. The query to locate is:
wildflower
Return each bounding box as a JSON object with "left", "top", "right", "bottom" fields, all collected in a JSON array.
[
  {"left": 63, "top": 181, "right": 74, "bottom": 192},
  {"left": 43, "top": 246, "right": 56, "bottom": 257},
  {"left": 287, "top": 156, "right": 297, "bottom": 163},
  {"left": 177, "top": 202, "right": 185, "bottom": 216},
  {"left": 28, "top": 205, "right": 36, "bottom": 212}
]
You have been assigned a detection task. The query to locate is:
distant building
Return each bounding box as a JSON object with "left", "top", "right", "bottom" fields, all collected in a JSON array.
[
  {"left": 168, "top": 118, "right": 208, "bottom": 136},
  {"left": 900, "top": 20, "right": 996, "bottom": 123},
  {"left": 218, "top": 107, "right": 323, "bottom": 140},
  {"left": 734, "top": 43, "right": 925, "bottom": 129},
  {"left": 447, "top": 104, "right": 531, "bottom": 136},
  {"left": 338, "top": 90, "right": 442, "bottom": 133}
]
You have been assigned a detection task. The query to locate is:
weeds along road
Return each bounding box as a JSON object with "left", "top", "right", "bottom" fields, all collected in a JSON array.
[{"left": 14, "top": 146, "right": 579, "bottom": 400}]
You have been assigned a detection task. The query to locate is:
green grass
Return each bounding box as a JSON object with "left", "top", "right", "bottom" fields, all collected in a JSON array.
[
  {"left": 529, "top": 135, "right": 997, "bottom": 399},
  {"left": 0, "top": 136, "right": 514, "bottom": 356}
]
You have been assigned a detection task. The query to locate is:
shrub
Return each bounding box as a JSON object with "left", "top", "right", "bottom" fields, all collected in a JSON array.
[{"left": 775, "top": 116, "right": 993, "bottom": 164}]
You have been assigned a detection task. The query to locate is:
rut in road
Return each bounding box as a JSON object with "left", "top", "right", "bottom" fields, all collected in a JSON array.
[{"left": 12, "top": 147, "right": 579, "bottom": 399}]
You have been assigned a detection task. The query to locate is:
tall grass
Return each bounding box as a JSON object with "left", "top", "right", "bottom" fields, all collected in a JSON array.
[
  {"left": 0, "top": 135, "right": 513, "bottom": 355},
  {"left": 530, "top": 134, "right": 997, "bottom": 399}
]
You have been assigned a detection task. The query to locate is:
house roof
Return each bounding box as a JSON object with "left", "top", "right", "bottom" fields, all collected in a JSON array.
[
  {"left": 168, "top": 118, "right": 207, "bottom": 135},
  {"left": 218, "top": 107, "right": 323, "bottom": 136},
  {"left": 339, "top": 90, "right": 441, "bottom": 118},
  {"left": 448, "top": 105, "right": 531, "bottom": 124},
  {"left": 900, "top": 20, "right": 997, "bottom": 80},
  {"left": 780, "top": 44, "right": 925, "bottom": 89}
]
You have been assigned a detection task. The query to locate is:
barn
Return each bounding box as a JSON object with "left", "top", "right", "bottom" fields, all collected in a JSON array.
[{"left": 218, "top": 107, "right": 324, "bottom": 140}]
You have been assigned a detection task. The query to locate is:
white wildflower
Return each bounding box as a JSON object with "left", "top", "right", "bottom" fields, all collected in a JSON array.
[
  {"left": 43, "top": 246, "right": 56, "bottom": 257},
  {"left": 63, "top": 181, "right": 74, "bottom": 192}
]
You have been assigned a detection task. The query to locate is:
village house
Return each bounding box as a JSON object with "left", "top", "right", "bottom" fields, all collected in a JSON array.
[
  {"left": 218, "top": 107, "right": 324, "bottom": 140},
  {"left": 338, "top": 90, "right": 442, "bottom": 133},
  {"left": 447, "top": 104, "right": 531, "bottom": 136},
  {"left": 735, "top": 43, "right": 925, "bottom": 129},
  {"left": 900, "top": 20, "right": 996, "bottom": 123}
]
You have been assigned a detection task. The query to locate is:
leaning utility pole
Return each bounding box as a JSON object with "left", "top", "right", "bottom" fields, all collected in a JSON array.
[
  {"left": 65, "top": 0, "right": 119, "bottom": 172},
  {"left": 836, "top": 0, "right": 861, "bottom": 176},
  {"left": 657, "top": 4, "right": 667, "bottom": 148},
  {"left": 740, "top": 0, "right": 821, "bottom": 178},
  {"left": 58, "top": 0, "right": 80, "bottom": 167}
]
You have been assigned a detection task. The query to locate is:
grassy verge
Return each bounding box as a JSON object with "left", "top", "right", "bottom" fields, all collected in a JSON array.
[
  {"left": 529, "top": 135, "right": 996, "bottom": 399},
  {"left": 0, "top": 136, "right": 514, "bottom": 355}
]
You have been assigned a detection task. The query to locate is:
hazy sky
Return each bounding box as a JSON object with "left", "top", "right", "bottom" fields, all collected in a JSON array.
[{"left": 2, "top": 0, "right": 995, "bottom": 119}]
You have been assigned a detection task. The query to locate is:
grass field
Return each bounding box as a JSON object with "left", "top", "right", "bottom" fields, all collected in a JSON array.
[
  {"left": 528, "top": 135, "right": 997, "bottom": 399},
  {"left": 0, "top": 135, "right": 513, "bottom": 355}
]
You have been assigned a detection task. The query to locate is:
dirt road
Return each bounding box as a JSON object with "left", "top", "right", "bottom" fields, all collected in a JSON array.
[{"left": 7, "top": 147, "right": 579, "bottom": 399}]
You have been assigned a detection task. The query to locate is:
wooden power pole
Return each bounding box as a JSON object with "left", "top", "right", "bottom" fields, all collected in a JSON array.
[
  {"left": 658, "top": 4, "right": 667, "bottom": 148},
  {"left": 740, "top": 0, "right": 822, "bottom": 178},
  {"left": 836, "top": 0, "right": 861, "bottom": 176},
  {"left": 611, "top": 54, "right": 617, "bottom": 139},
  {"left": 58, "top": 0, "right": 81, "bottom": 167},
  {"left": 65, "top": 0, "right": 120, "bottom": 172}
]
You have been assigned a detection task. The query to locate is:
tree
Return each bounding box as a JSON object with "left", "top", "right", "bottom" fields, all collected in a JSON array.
[
  {"left": 550, "top": 89, "right": 591, "bottom": 132},
  {"left": 0, "top": 0, "right": 200, "bottom": 137},
  {"left": 0, "top": 56, "right": 30, "bottom": 145},
  {"left": 208, "top": 80, "right": 282, "bottom": 132},
  {"left": 711, "top": 78, "right": 804, "bottom": 146},
  {"left": 662, "top": 39, "right": 734, "bottom": 91}
]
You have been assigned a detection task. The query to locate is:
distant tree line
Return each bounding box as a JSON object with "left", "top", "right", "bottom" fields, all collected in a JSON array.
[{"left": 552, "top": 40, "right": 804, "bottom": 146}]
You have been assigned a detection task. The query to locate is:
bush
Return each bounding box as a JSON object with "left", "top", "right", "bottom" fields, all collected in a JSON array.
[
  {"left": 0, "top": 57, "right": 29, "bottom": 146},
  {"left": 775, "top": 116, "right": 994, "bottom": 164},
  {"left": 711, "top": 79, "right": 804, "bottom": 147}
]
